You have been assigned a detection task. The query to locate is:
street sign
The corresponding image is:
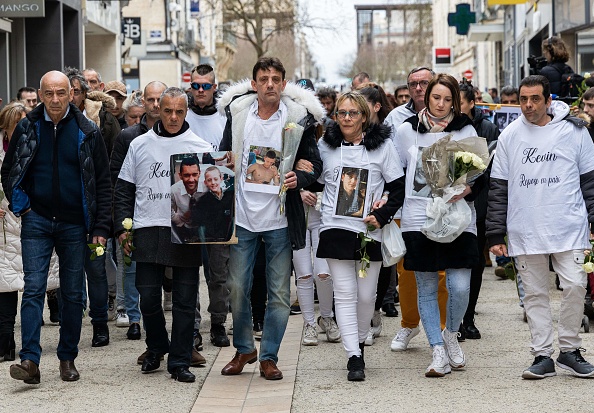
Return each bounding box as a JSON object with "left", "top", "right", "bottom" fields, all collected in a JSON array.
[
  {"left": 182, "top": 72, "right": 192, "bottom": 83},
  {"left": 463, "top": 70, "right": 473, "bottom": 80},
  {"left": 122, "top": 17, "right": 141, "bottom": 45}
]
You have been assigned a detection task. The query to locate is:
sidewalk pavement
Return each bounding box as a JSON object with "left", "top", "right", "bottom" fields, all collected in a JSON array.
[{"left": 2, "top": 265, "right": 593, "bottom": 413}]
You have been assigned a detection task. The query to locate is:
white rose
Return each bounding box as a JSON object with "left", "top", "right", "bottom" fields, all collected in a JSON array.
[
  {"left": 122, "top": 218, "right": 133, "bottom": 230},
  {"left": 95, "top": 246, "right": 105, "bottom": 256},
  {"left": 585, "top": 72, "right": 591, "bottom": 79},
  {"left": 461, "top": 153, "right": 472, "bottom": 164},
  {"left": 583, "top": 261, "right": 594, "bottom": 273},
  {"left": 358, "top": 269, "right": 367, "bottom": 278}
]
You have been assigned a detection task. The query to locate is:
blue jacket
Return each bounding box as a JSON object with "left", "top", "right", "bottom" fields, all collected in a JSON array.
[{"left": 0, "top": 103, "right": 112, "bottom": 239}]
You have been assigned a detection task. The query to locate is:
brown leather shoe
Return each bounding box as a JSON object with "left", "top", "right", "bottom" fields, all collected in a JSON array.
[
  {"left": 221, "top": 349, "right": 257, "bottom": 375},
  {"left": 59, "top": 360, "right": 80, "bottom": 381},
  {"left": 259, "top": 360, "right": 283, "bottom": 380},
  {"left": 10, "top": 360, "right": 40, "bottom": 384},
  {"left": 191, "top": 348, "right": 206, "bottom": 367},
  {"left": 137, "top": 349, "right": 164, "bottom": 365}
]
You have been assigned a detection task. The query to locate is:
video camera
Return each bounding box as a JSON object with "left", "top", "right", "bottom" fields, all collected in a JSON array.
[{"left": 528, "top": 55, "right": 547, "bottom": 75}]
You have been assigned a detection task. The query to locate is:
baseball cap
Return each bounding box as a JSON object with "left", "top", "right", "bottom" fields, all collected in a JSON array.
[
  {"left": 104, "top": 80, "right": 127, "bottom": 97},
  {"left": 296, "top": 79, "right": 315, "bottom": 91}
]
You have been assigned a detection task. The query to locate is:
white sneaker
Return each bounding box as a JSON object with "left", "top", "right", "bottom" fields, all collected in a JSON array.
[
  {"left": 115, "top": 309, "right": 129, "bottom": 327},
  {"left": 364, "top": 329, "right": 375, "bottom": 346},
  {"left": 370, "top": 310, "right": 382, "bottom": 338},
  {"left": 163, "top": 292, "right": 172, "bottom": 311},
  {"left": 390, "top": 327, "right": 420, "bottom": 351},
  {"left": 317, "top": 316, "right": 341, "bottom": 342},
  {"left": 442, "top": 328, "right": 466, "bottom": 369},
  {"left": 302, "top": 324, "right": 318, "bottom": 346},
  {"left": 425, "top": 345, "right": 451, "bottom": 377}
]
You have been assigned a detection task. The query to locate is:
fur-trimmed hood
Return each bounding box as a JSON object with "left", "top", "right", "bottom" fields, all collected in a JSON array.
[
  {"left": 217, "top": 79, "right": 325, "bottom": 123},
  {"left": 84, "top": 91, "right": 116, "bottom": 128},
  {"left": 323, "top": 121, "right": 392, "bottom": 151}
]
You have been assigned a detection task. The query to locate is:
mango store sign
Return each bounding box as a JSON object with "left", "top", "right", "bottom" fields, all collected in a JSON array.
[{"left": 0, "top": 0, "right": 45, "bottom": 18}]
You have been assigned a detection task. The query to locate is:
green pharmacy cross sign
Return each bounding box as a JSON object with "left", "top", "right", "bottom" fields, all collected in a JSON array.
[{"left": 448, "top": 3, "right": 476, "bottom": 35}]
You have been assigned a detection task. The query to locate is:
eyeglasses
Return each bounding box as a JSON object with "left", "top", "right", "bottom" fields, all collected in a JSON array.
[
  {"left": 336, "top": 110, "right": 361, "bottom": 119},
  {"left": 190, "top": 82, "right": 213, "bottom": 91},
  {"left": 407, "top": 80, "right": 430, "bottom": 90}
]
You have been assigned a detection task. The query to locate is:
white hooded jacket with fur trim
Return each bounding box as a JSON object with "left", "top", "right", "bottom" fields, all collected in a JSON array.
[{"left": 217, "top": 80, "right": 325, "bottom": 250}]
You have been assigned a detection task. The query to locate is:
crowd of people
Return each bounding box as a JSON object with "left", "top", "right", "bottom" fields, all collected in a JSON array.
[{"left": 1, "top": 35, "right": 594, "bottom": 387}]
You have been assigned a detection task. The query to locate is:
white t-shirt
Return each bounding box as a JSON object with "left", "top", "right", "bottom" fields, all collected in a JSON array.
[
  {"left": 317, "top": 139, "right": 403, "bottom": 242},
  {"left": 235, "top": 100, "right": 288, "bottom": 232},
  {"left": 490, "top": 106, "right": 594, "bottom": 256},
  {"left": 186, "top": 110, "right": 227, "bottom": 151},
  {"left": 118, "top": 128, "right": 213, "bottom": 230},
  {"left": 395, "top": 122, "right": 478, "bottom": 234}
]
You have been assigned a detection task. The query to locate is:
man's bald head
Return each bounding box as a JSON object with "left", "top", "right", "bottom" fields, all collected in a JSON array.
[
  {"left": 40, "top": 70, "right": 70, "bottom": 90},
  {"left": 38, "top": 70, "right": 73, "bottom": 124}
]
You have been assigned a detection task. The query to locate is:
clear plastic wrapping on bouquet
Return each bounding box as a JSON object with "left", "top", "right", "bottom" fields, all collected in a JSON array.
[
  {"left": 421, "top": 134, "right": 491, "bottom": 198},
  {"left": 278, "top": 122, "right": 304, "bottom": 214}
]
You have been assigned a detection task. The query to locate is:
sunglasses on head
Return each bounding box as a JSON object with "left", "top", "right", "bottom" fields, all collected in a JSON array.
[{"left": 190, "top": 82, "right": 214, "bottom": 91}]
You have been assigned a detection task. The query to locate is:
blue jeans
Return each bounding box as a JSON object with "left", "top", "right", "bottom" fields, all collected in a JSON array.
[
  {"left": 115, "top": 245, "right": 141, "bottom": 323},
  {"left": 135, "top": 262, "right": 199, "bottom": 370},
  {"left": 415, "top": 268, "right": 471, "bottom": 347},
  {"left": 20, "top": 210, "right": 86, "bottom": 364},
  {"left": 228, "top": 226, "right": 291, "bottom": 363},
  {"left": 84, "top": 242, "right": 109, "bottom": 325}
]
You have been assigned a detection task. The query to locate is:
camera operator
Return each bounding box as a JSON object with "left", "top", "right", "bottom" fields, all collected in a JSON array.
[{"left": 539, "top": 36, "right": 573, "bottom": 96}]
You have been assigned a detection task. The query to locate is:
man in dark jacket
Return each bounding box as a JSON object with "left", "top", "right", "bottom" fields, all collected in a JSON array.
[
  {"left": 217, "top": 57, "right": 323, "bottom": 380},
  {"left": 1, "top": 71, "right": 112, "bottom": 384}
]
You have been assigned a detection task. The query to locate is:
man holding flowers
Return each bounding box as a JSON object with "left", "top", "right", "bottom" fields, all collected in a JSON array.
[
  {"left": 114, "top": 87, "right": 213, "bottom": 383},
  {"left": 487, "top": 75, "right": 594, "bottom": 379}
]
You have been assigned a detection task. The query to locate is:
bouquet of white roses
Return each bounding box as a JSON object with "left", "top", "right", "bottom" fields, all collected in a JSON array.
[
  {"left": 420, "top": 135, "right": 490, "bottom": 243},
  {"left": 583, "top": 240, "right": 594, "bottom": 273}
]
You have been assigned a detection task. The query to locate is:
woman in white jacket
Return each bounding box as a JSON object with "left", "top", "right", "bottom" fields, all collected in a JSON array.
[
  {"left": 395, "top": 74, "right": 485, "bottom": 377},
  {"left": 0, "top": 102, "right": 59, "bottom": 362}
]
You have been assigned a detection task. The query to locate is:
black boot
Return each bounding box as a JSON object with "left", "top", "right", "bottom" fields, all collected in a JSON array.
[
  {"left": 91, "top": 323, "right": 110, "bottom": 347},
  {"left": 0, "top": 334, "right": 16, "bottom": 362},
  {"left": 47, "top": 293, "right": 60, "bottom": 324}
]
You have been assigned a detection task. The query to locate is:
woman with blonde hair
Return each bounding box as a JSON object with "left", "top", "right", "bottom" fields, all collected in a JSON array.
[{"left": 315, "top": 91, "right": 404, "bottom": 381}]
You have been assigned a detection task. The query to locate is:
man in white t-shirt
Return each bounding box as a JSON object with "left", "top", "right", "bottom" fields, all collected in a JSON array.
[
  {"left": 114, "top": 87, "right": 213, "bottom": 383},
  {"left": 488, "top": 75, "right": 594, "bottom": 380},
  {"left": 185, "top": 64, "right": 231, "bottom": 349},
  {"left": 217, "top": 57, "right": 324, "bottom": 380}
]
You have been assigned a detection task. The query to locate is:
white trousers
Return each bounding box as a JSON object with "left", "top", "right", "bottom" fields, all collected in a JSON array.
[
  {"left": 326, "top": 259, "right": 381, "bottom": 358},
  {"left": 293, "top": 208, "right": 334, "bottom": 326},
  {"left": 516, "top": 250, "right": 587, "bottom": 357}
]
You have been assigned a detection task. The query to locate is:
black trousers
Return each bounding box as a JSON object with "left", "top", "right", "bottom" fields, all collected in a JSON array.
[
  {"left": 0, "top": 291, "right": 18, "bottom": 335},
  {"left": 464, "top": 220, "right": 486, "bottom": 324}
]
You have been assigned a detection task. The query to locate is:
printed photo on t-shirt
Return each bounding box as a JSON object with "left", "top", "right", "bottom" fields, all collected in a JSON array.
[
  {"left": 334, "top": 166, "right": 369, "bottom": 219},
  {"left": 244, "top": 145, "right": 282, "bottom": 194},
  {"left": 170, "top": 152, "right": 235, "bottom": 244},
  {"left": 412, "top": 147, "right": 432, "bottom": 198}
]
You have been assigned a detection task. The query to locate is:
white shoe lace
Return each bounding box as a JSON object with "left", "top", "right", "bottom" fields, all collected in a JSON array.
[
  {"left": 431, "top": 345, "right": 447, "bottom": 368},
  {"left": 395, "top": 328, "right": 413, "bottom": 342},
  {"left": 443, "top": 329, "right": 464, "bottom": 361},
  {"left": 304, "top": 324, "right": 317, "bottom": 340}
]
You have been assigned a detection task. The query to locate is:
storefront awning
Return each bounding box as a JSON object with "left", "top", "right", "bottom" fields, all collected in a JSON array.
[{"left": 468, "top": 23, "right": 504, "bottom": 42}]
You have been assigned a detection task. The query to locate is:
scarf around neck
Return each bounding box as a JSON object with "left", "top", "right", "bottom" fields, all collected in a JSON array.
[{"left": 418, "top": 107, "right": 454, "bottom": 133}]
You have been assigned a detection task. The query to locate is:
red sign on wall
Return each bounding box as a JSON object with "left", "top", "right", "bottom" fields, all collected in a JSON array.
[{"left": 434, "top": 47, "right": 452, "bottom": 65}]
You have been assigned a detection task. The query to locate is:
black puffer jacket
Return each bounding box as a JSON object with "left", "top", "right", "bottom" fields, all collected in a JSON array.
[
  {"left": 0, "top": 103, "right": 112, "bottom": 239},
  {"left": 540, "top": 62, "right": 571, "bottom": 96},
  {"left": 470, "top": 107, "right": 500, "bottom": 221}
]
